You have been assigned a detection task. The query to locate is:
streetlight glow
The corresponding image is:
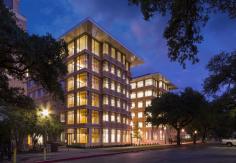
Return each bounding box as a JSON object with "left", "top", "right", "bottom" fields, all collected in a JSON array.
[{"left": 41, "top": 109, "right": 49, "bottom": 117}]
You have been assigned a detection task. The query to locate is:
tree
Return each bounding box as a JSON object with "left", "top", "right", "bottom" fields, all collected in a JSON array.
[
  {"left": 129, "top": 0, "right": 236, "bottom": 67},
  {"left": 132, "top": 122, "right": 142, "bottom": 144},
  {"left": 145, "top": 87, "right": 205, "bottom": 145}
]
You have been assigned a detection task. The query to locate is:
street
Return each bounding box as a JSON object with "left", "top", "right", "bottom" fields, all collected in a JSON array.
[{"left": 60, "top": 145, "right": 236, "bottom": 163}]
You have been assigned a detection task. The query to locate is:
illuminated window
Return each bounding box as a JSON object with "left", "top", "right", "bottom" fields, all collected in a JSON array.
[
  {"left": 77, "top": 91, "right": 87, "bottom": 106},
  {"left": 138, "top": 122, "right": 143, "bottom": 128},
  {"left": 137, "top": 81, "right": 144, "bottom": 88},
  {"left": 92, "top": 128, "right": 100, "bottom": 143},
  {"left": 111, "top": 80, "right": 115, "bottom": 91},
  {"left": 145, "top": 90, "right": 152, "bottom": 97},
  {"left": 103, "top": 129, "right": 109, "bottom": 143},
  {"left": 67, "top": 129, "right": 74, "bottom": 145},
  {"left": 76, "top": 35, "right": 87, "bottom": 52},
  {"left": 103, "top": 95, "right": 109, "bottom": 105},
  {"left": 103, "top": 78, "right": 109, "bottom": 89},
  {"left": 131, "top": 113, "right": 135, "bottom": 118},
  {"left": 103, "top": 61, "right": 109, "bottom": 71},
  {"left": 159, "top": 81, "right": 163, "bottom": 88},
  {"left": 67, "top": 111, "right": 74, "bottom": 124},
  {"left": 122, "top": 117, "right": 126, "bottom": 124},
  {"left": 138, "top": 112, "right": 143, "bottom": 118},
  {"left": 67, "top": 94, "right": 74, "bottom": 108},
  {"left": 146, "top": 100, "right": 151, "bottom": 107},
  {"left": 92, "top": 76, "right": 99, "bottom": 90},
  {"left": 138, "top": 101, "right": 143, "bottom": 108},
  {"left": 123, "top": 102, "right": 126, "bottom": 110},
  {"left": 131, "top": 102, "right": 135, "bottom": 109},
  {"left": 131, "top": 83, "right": 136, "bottom": 89},
  {"left": 137, "top": 91, "right": 144, "bottom": 98},
  {"left": 111, "top": 97, "right": 115, "bottom": 107},
  {"left": 92, "top": 57, "right": 99, "bottom": 73},
  {"left": 60, "top": 113, "right": 65, "bottom": 123},
  {"left": 125, "top": 62, "right": 129, "bottom": 71},
  {"left": 117, "top": 130, "right": 121, "bottom": 143},
  {"left": 145, "top": 79, "right": 153, "bottom": 86},
  {"left": 117, "top": 114, "right": 121, "bottom": 123},
  {"left": 122, "top": 55, "right": 125, "bottom": 64},
  {"left": 92, "top": 39, "right": 100, "bottom": 56},
  {"left": 111, "top": 48, "right": 116, "bottom": 59},
  {"left": 111, "top": 129, "right": 116, "bottom": 143},
  {"left": 117, "top": 68, "right": 121, "bottom": 78},
  {"left": 77, "top": 128, "right": 88, "bottom": 143},
  {"left": 77, "top": 73, "right": 87, "bottom": 88},
  {"left": 103, "top": 43, "right": 109, "bottom": 54},
  {"left": 67, "top": 77, "right": 74, "bottom": 91},
  {"left": 111, "top": 65, "right": 115, "bottom": 74},
  {"left": 117, "top": 98, "right": 121, "bottom": 108},
  {"left": 146, "top": 123, "right": 152, "bottom": 128},
  {"left": 77, "top": 109, "right": 87, "bottom": 124},
  {"left": 103, "top": 112, "right": 109, "bottom": 122},
  {"left": 77, "top": 54, "right": 87, "bottom": 70},
  {"left": 92, "top": 93, "right": 99, "bottom": 107},
  {"left": 117, "top": 83, "right": 121, "bottom": 93},
  {"left": 111, "top": 113, "right": 115, "bottom": 122},
  {"left": 68, "top": 42, "right": 74, "bottom": 55},
  {"left": 131, "top": 93, "right": 136, "bottom": 99},
  {"left": 117, "top": 51, "right": 121, "bottom": 62},
  {"left": 67, "top": 61, "right": 74, "bottom": 73},
  {"left": 126, "top": 91, "right": 129, "bottom": 98},
  {"left": 92, "top": 110, "right": 99, "bottom": 124}
]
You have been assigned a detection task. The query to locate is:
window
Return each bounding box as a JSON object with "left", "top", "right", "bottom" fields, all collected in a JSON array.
[
  {"left": 67, "top": 94, "right": 74, "bottom": 107},
  {"left": 117, "top": 51, "right": 121, "bottom": 62},
  {"left": 131, "top": 113, "right": 135, "bottom": 118},
  {"left": 131, "top": 102, "right": 135, "bottom": 109},
  {"left": 111, "top": 81, "right": 115, "bottom": 91},
  {"left": 138, "top": 101, "right": 143, "bottom": 108},
  {"left": 103, "top": 95, "right": 109, "bottom": 105},
  {"left": 92, "top": 110, "right": 99, "bottom": 124},
  {"left": 117, "top": 69, "right": 121, "bottom": 78},
  {"left": 92, "top": 93, "right": 99, "bottom": 107},
  {"left": 103, "top": 61, "right": 109, "bottom": 72},
  {"left": 138, "top": 112, "right": 143, "bottom": 118},
  {"left": 92, "top": 39, "right": 100, "bottom": 56},
  {"left": 146, "top": 100, "right": 151, "bottom": 107},
  {"left": 117, "top": 114, "right": 121, "bottom": 123},
  {"left": 125, "top": 62, "right": 129, "bottom": 71},
  {"left": 123, "top": 102, "right": 126, "bottom": 110},
  {"left": 117, "top": 83, "right": 121, "bottom": 93},
  {"left": 77, "top": 91, "right": 87, "bottom": 106},
  {"left": 137, "top": 81, "right": 144, "bottom": 88},
  {"left": 67, "top": 61, "right": 74, "bottom": 73},
  {"left": 131, "top": 93, "right": 136, "bottom": 99},
  {"left": 145, "top": 79, "right": 153, "bottom": 86},
  {"left": 77, "top": 54, "right": 87, "bottom": 70},
  {"left": 77, "top": 109, "right": 87, "bottom": 124},
  {"left": 138, "top": 122, "right": 143, "bottom": 128},
  {"left": 111, "top": 113, "right": 115, "bottom": 122},
  {"left": 77, "top": 35, "right": 87, "bottom": 52},
  {"left": 67, "top": 77, "right": 74, "bottom": 91},
  {"left": 145, "top": 90, "right": 152, "bottom": 97},
  {"left": 126, "top": 91, "right": 129, "bottom": 98},
  {"left": 117, "top": 98, "right": 121, "bottom": 108},
  {"left": 117, "top": 130, "right": 121, "bottom": 143},
  {"left": 77, "top": 73, "right": 87, "bottom": 88},
  {"left": 122, "top": 55, "right": 125, "bottom": 64},
  {"left": 103, "top": 43, "right": 109, "bottom": 54},
  {"left": 111, "top": 48, "right": 116, "bottom": 59},
  {"left": 131, "top": 83, "right": 136, "bottom": 89},
  {"left": 159, "top": 81, "right": 163, "bottom": 88},
  {"left": 92, "top": 76, "right": 99, "bottom": 90},
  {"left": 111, "top": 65, "right": 115, "bottom": 74},
  {"left": 111, "top": 97, "right": 115, "bottom": 107},
  {"left": 77, "top": 128, "right": 88, "bottom": 143},
  {"left": 103, "top": 129, "right": 109, "bottom": 143},
  {"left": 111, "top": 129, "right": 116, "bottom": 143},
  {"left": 68, "top": 42, "right": 74, "bottom": 55},
  {"left": 92, "top": 58, "right": 99, "bottom": 73},
  {"left": 146, "top": 123, "right": 152, "bottom": 128},
  {"left": 103, "top": 112, "right": 109, "bottom": 122},
  {"left": 92, "top": 128, "right": 100, "bottom": 143},
  {"left": 137, "top": 91, "right": 144, "bottom": 98},
  {"left": 60, "top": 113, "right": 65, "bottom": 123},
  {"left": 67, "top": 111, "right": 74, "bottom": 124},
  {"left": 103, "top": 78, "right": 109, "bottom": 89},
  {"left": 122, "top": 117, "right": 126, "bottom": 124}
]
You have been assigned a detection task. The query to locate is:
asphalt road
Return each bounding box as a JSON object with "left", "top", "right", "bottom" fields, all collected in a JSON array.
[{"left": 61, "top": 145, "right": 236, "bottom": 163}]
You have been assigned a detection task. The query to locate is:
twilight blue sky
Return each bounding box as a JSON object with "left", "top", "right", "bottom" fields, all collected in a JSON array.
[{"left": 20, "top": 0, "right": 236, "bottom": 91}]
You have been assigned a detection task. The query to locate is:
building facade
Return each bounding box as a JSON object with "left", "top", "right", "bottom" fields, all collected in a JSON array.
[
  {"left": 130, "top": 73, "right": 176, "bottom": 144},
  {"left": 27, "top": 19, "right": 143, "bottom": 147}
]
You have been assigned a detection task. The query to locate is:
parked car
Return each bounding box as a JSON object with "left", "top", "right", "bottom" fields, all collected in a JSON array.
[{"left": 222, "top": 136, "right": 236, "bottom": 147}]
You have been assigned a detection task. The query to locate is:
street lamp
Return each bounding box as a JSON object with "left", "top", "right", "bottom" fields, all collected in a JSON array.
[
  {"left": 41, "top": 109, "right": 49, "bottom": 117},
  {"left": 164, "top": 126, "right": 167, "bottom": 144}
]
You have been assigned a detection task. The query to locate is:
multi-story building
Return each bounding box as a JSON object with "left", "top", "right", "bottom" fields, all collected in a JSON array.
[
  {"left": 27, "top": 18, "right": 143, "bottom": 147},
  {"left": 130, "top": 73, "right": 176, "bottom": 144}
]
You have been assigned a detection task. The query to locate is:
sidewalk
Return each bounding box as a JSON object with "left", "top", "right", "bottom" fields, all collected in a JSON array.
[{"left": 12, "top": 142, "right": 206, "bottom": 163}]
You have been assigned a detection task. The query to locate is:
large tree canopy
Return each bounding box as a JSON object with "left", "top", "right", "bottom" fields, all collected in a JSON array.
[{"left": 129, "top": 0, "right": 236, "bottom": 67}]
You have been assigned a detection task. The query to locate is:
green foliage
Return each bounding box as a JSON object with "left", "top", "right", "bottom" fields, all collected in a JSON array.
[{"left": 129, "top": 0, "right": 236, "bottom": 67}]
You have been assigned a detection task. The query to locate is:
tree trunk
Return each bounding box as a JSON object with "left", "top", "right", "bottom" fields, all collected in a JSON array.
[
  {"left": 176, "top": 128, "right": 181, "bottom": 146},
  {"left": 201, "top": 128, "right": 207, "bottom": 143}
]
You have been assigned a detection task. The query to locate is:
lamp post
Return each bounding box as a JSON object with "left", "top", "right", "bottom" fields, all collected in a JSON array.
[
  {"left": 164, "top": 126, "right": 167, "bottom": 144},
  {"left": 193, "top": 130, "right": 197, "bottom": 144}
]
